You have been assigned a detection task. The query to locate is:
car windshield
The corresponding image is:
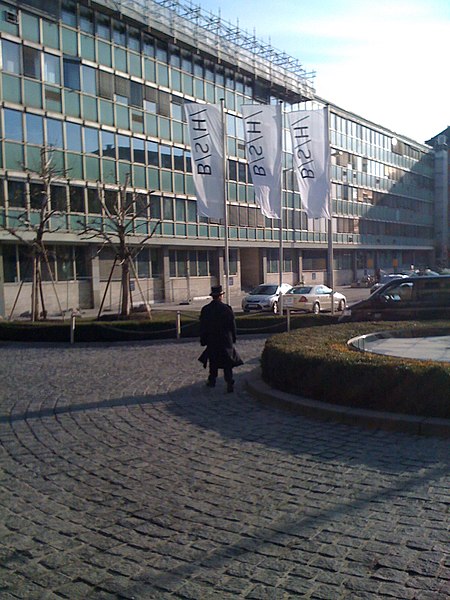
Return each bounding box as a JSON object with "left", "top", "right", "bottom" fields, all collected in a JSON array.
[
  {"left": 250, "top": 285, "right": 278, "bottom": 295},
  {"left": 289, "top": 287, "right": 312, "bottom": 294},
  {"left": 380, "top": 274, "right": 404, "bottom": 283}
]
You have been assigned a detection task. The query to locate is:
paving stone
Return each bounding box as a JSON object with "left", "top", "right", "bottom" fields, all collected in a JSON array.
[{"left": 1, "top": 337, "right": 449, "bottom": 599}]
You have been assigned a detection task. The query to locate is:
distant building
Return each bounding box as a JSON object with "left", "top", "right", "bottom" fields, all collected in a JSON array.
[
  {"left": 0, "top": 0, "right": 439, "bottom": 316},
  {"left": 426, "top": 127, "right": 449, "bottom": 269}
]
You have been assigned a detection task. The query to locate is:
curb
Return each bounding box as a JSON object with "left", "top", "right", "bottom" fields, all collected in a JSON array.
[{"left": 245, "top": 370, "right": 450, "bottom": 439}]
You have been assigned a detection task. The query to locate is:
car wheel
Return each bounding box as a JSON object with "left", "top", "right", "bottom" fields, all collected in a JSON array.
[
  {"left": 312, "top": 302, "right": 320, "bottom": 315},
  {"left": 338, "top": 299, "right": 345, "bottom": 312},
  {"left": 272, "top": 301, "right": 278, "bottom": 314}
]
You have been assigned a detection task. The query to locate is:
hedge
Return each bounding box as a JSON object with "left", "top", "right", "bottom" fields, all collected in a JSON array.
[
  {"left": 0, "top": 312, "right": 338, "bottom": 343},
  {"left": 261, "top": 321, "right": 450, "bottom": 419}
]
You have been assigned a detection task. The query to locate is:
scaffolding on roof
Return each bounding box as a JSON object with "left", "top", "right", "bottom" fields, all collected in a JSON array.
[{"left": 96, "top": 0, "right": 316, "bottom": 98}]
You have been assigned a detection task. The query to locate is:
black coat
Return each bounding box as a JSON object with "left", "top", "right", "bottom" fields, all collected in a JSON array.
[{"left": 198, "top": 299, "right": 243, "bottom": 369}]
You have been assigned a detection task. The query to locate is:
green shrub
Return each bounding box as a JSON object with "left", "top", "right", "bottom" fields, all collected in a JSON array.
[
  {"left": 0, "top": 311, "right": 337, "bottom": 343},
  {"left": 261, "top": 321, "right": 450, "bottom": 419}
]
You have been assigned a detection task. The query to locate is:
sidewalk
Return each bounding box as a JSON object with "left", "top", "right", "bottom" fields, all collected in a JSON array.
[{"left": 362, "top": 334, "right": 450, "bottom": 363}]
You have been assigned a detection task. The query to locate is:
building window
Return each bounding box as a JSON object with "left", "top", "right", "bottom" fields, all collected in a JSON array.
[
  {"left": 3, "top": 245, "right": 18, "bottom": 283},
  {"left": 146, "top": 141, "right": 159, "bottom": 166},
  {"left": 63, "top": 56, "right": 81, "bottom": 90},
  {"left": 69, "top": 186, "right": 85, "bottom": 212},
  {"left": 76, "top": 247, "right": 89, "bottom": 276},
  {"left": 46, "top": 118, "right": 63, "bottom": 148},
  {"left": 101, "top": 130, "right": 115, "bottom": 157},
  {"left": 82, "top": 65, "right": 97, "bottom": 95},
  {"left": 51, "top": 185, "right": 67, "bottom": 211},
  {"left": 66, "top": 122, "right": 82, "bottom": 152},
  {"left": 133, "top": 138, "right": 145, "bottom": 164},
  {"left": 160, "top": 145, "right": 172, "bottom": 169},
  {"left": 267, "top": 249, "right": 279, "bottom": 273},
  {"left": 112, "top": 20, "right": 126, "bottom": 46},
  {"left": 62, "top": 1, "right": 77, "bottom": 27},
  {"left": 84, "top": 127, "right": 99, "bottom": 154},
  {"left": 130, "top": 81, "right": 143, "bottom": 108},
  {"left": 26, "top": 113, "right": 44, "bottom": 145},
  {"left": 23, "top": 46, "right": 40, "bottom": 79},
  {"left": 283, "top": 249, "right": 293, "bottom": 272},
  {"left": 170, "top": 249, "right": 211, "bottom": 277},
  {"left": 29, "top": 183, "right": 44, "bottom": 209},
  {"left": 117, "top": 135, "right": 130, "bottom": 161},
  {"left": 2, "top": 40, "right": 21, "bottom": 74},
  {"left": 80, "top": 7, "right": 94, "bottom": 33},
  {"left": 136, "top": 247, "right": 160, "bottom": 278},
  {"left": 128, "top": 27, "right": 140, "bottom": 52},
  {"left": 229, "top": 249, "right": 238, "bottom": 275},
  {"left": 149, "top": 195, "right": 161, "bottom": 219},
  {"left": 56, "top": 246, "right": 74, "bottom": 280},
  {"left": 87, "top": 187, "right": 101, "bottom": 213},
  {"left": 96, "top": 14, "right": 110, "bottom": 40},
  {"left": 8, "top": 180, "right": 26, "bottom": 208},
  {"left": 43, "top": 53, "right": 60, "bottom": 84},
  {"left": 170, "top": 249, "right": 187, "bottom": 276},
  {"left": 4, "top": 109, "right": 23, "bottom": 141},
  {"left": 163, "top": 197, "right": 174, "bottom": 220},
  {"left": 98, "top": 70, "right": 114, "bottom": 99}
]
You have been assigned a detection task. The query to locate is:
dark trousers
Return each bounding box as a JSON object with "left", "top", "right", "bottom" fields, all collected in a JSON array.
[{"left": 209, "top": 361, "right": 233, "bottom": 384}]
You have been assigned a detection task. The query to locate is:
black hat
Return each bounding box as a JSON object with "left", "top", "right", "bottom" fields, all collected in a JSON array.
[{"left": 210, "top": 285, "right": 224, "bottom": 297}]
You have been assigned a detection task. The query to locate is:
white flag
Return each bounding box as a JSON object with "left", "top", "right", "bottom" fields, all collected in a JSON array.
[
  {"left": 184, "top": 103, "right": 224, "bottom": 220},
  {"left": 242, "top": 104, "right": 282, "bottom": 219},
  {"left": 288, "top": 108, "right": 331, "bottom": 219}
]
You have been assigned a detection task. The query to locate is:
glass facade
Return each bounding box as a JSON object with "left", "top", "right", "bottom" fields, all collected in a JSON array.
[{"left": 0, "top": 0, "right": 438, "bottom": 312}]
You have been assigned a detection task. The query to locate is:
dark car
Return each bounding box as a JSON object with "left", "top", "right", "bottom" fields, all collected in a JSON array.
[
  {"left": 340, "top": 275, "right": 450, "bottom": 322},
  {"left": 370, "top": 273, "right": 408, "bottom": 294}
]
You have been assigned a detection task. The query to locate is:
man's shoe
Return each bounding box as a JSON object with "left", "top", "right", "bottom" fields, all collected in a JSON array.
[
  {"left": 226, "top": 382, "right": 234, "bottom": 393},
  {"left": 206, "top": 379, "right": 216, "bottom": 388}
]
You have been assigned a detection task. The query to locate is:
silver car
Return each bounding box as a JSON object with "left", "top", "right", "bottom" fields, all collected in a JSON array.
[{"left": 242, "top": 283, "right": 293, "bottom": 314}]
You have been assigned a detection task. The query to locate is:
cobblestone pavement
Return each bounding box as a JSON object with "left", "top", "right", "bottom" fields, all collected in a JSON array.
[{"left": 0, "top": 336, "right": 449, "bottom": 600}]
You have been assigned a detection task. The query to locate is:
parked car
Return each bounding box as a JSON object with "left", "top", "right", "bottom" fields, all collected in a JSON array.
[
  {"left": 370, "top": 270, "right": 442, "bottom": 294},
  {"left": 370, "top": 273, "right": 409, "bottom": 294},
  {"left": 282, "top": 285, "right": 346, "bottom": 314},
  {"left": 242, "top": 283, "right": 292, "bottom": 314},
  {"left": 340, "top": 275, "right": 450, "bottom": 322}
]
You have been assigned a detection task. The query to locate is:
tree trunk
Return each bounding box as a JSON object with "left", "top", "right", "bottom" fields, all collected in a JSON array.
[
  {"left": 31, "top": 254, "right": 38, "bottom": 322},
  {"left": 120, "top": 259, "right": 130, "bottom": 317}
]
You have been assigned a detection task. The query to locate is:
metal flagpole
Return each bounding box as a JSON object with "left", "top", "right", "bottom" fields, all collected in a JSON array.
[
  {"left": 326, "top": 103, "right": 335, "bottom": 315},
  {"left": 278, "top": 101, "right": 283, "bottom": 313},
  {"left": 220, "top": 98, "right": 230, "bottom": 305}
]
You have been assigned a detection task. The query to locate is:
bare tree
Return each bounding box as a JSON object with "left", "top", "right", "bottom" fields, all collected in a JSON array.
[
  {"left": 3, "top": 147, "right": 65, "bottom": 321},
  {"left": 78, "top": 175, "right": 160, "bottom": 319}
]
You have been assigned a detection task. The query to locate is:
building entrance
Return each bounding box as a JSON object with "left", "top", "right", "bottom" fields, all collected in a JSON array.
[{"left": 240, "top": 248, "right": 262, "bottom": 291}]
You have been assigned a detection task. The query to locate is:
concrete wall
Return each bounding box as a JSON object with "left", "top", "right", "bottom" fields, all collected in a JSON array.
[{"left": 4, "top": 280, "right": 92, "bottom": 319}]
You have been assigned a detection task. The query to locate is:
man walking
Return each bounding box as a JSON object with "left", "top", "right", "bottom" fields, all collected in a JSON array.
[{"left": 199, "top": 285, "right": 243, "bottom": 392}]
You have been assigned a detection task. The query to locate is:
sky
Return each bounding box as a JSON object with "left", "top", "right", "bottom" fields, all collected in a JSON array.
[{"left": 193, "top": 0, "right": 449, "bottom": 144}]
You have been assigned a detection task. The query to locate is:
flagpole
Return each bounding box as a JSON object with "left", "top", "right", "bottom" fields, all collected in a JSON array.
[
  {"left": 220, "top": 98, "right": 230, "bottom": 305},
  {"left": 326, "top": 103, "right": 334, "bottom": 315},
  {"left": 278, "top": 101, "right": 283, "bottom": 312}
]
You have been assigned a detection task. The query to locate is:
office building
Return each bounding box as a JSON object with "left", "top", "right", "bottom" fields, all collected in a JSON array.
[
  {"left": 0, "top": 0, "right": 438, "bottom": 316},
  {"left": 426, "top": 127, "right": 449, "bottom": 269}
]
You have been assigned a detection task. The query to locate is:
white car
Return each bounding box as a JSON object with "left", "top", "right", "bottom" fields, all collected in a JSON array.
[
  {"left": 242, "top": 283, "right": 293, "bottom": 314},
  {"left": 282, "top": 285, "right": 346, "bottom": 314}
]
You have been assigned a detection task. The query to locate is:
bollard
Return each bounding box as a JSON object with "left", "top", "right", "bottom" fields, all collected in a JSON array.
[
  {"left": 287, "top": 308, "right": 291, "bottom": 332},
  {"left": 176, "top": 310, "right": 181, "bottom": 340},
  {"left": 70, "top": 312, "right": 76, "bottom": 344}
]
